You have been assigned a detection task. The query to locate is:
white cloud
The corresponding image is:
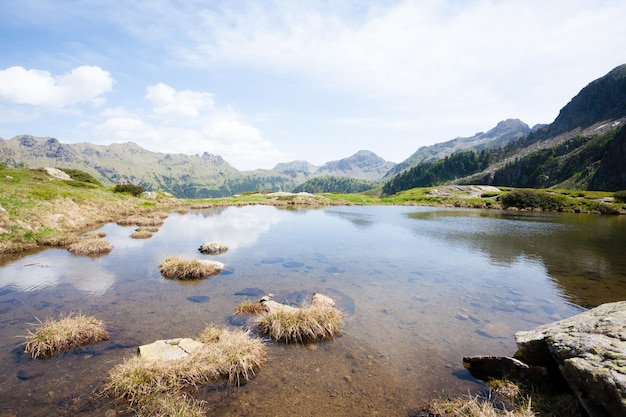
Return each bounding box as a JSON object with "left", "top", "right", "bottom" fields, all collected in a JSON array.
[
  {"left": 93, "top": 83, "right": 283, "bottom": 170},
  {"left": 0, "top": 65, "right": 114, "bottom": 107},
  {"left": 145, "top": 82, "right": 214, "bottom": 117},
  {"left": 160, "top": 0, "right": 626, "bottom": 122},
  {"left": 204, "top": 120, "right": 262, "bottom": 143}
]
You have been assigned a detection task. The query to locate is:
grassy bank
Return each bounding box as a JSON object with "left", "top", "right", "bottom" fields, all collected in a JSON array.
[
  {"left": 0, "top": 166, "right": 181, "bottom": 255},
  {"left": 2, "top": 167, "right": 624, "bottom": 256}
]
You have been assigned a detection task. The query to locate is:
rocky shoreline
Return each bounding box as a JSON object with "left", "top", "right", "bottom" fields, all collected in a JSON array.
[{"left": 464, "top": 301, "right": 626, "bottom": 417}]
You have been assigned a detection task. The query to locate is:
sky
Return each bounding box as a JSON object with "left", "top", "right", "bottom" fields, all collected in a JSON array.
[{"left": 0, "top": 1, "right": 625, "bottom": 171}]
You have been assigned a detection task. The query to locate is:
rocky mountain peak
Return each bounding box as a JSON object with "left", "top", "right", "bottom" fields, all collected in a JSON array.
[{"left": 546, "top": 64, "right": 626, "bottom": 137}]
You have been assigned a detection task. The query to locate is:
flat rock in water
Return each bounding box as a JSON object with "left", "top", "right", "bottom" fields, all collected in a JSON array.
[
  {"left": 138, "top": 338, "right": 204, "bottom": 361},
  {"left": 324, "top": 287, "right": 356, "bottom": 315},
  {"left": 187, "top": 295, "right": 210, "bottom": 303},
  {"left": 515, "top": 301, "right": 626, "bottom": 417},
  {"left": 234, "top": 287, "right": 265, "bottom": 297},
  {"left": 282, "top": 261, "right": 305, "bottom": 268},
  {"left": 260, "top": 257, "right": 284, "bottom": 264}
]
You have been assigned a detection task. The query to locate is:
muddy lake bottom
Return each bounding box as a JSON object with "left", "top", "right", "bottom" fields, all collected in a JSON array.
[{"left": 1, "top": 205, "right": 625, "bottom": 416}]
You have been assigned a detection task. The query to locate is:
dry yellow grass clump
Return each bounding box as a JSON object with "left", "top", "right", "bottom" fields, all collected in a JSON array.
[
  {"left": 67, "top": 236, "right": 113, "bottom": 256},
  {"left": 130, "top": 230, "right": 153, "bottom": 239},
  {"left": 258, "top": 303, "right": 343, "bottom": 343},
  {"left": 234, "top": 300, "right": 266, "bottom": 316},
  {"left": 117, "top": 215, "right": 166, "bottom": 227},
  {"left": 159, "top": 256, "right": 224, "bottom": 280},
  {"left": 24, "top": 313, "right": 109, "bottom": 358},
  {"left": 137, "top": 226, "right": 160, "bottom": 233},
  {"left": 235, "top": 293, "right": 344, "bottom": 344},
  {"left": 428, "top": 390, "right": 534, "bottom": 417},
  {"left": 102, "top": 326, "right": 265, "bottom": 416}
]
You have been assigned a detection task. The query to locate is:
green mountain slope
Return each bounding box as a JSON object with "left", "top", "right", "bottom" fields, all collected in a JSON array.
[
  {"left": 0, "top": 136, "right": 241, "bottom": 198},
  {"left": 385, "top": 119, "right": 530, "bottom": 178},
  {"left": 384, "top": 64, "right": 626, "bottom": 193}
]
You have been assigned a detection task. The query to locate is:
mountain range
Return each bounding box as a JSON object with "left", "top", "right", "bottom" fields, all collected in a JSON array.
[{"left": 1, "top": 63, "right": 625, "bottom": 195}]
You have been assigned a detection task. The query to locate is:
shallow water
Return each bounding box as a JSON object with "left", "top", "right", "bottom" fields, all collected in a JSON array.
[{"left": 1, "top": 205, "right": 625, "bottom": 416}]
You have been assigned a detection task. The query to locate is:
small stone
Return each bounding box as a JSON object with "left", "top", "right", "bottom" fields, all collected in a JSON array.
[{"left": 198, "top": 242, "right": 228, "bottom": 255}]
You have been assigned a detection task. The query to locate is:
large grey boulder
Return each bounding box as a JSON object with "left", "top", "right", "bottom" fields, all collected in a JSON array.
[{"left": 515, "top": 301, "right": 626, "bottom": 417}]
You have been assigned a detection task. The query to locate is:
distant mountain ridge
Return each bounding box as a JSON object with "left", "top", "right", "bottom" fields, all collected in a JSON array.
[
  {"left": 314, "top": 150, "right": 396, "bottom": 180},
  {"left": 272, "top": 150, "right": 395, "bottom": 180},
  {"left": 386, "top": 118, "right": 530, "bottom": 178},
  {"left": 0, "top": 137, "right": 395, "bottom": 197}
]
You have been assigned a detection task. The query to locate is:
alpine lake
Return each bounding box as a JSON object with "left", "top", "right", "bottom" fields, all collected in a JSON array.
[{"left": 1, "top": 204, "right": 625, "bottom": 416}]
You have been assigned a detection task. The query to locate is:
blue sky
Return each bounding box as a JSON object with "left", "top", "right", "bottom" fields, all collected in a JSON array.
[{"left": 0, "top": 0, "right": 625, "bottom": 170}]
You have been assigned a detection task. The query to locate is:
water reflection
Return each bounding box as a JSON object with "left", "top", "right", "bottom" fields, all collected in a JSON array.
[
  {"left": 0, "top": 251, "right": 116, "bottom": 295},
  {"left": 408, "top": 209, "right": 626, "bottom": 307},
  {"left": 1, "top": 205, "right": 624, "bottom": 416}
]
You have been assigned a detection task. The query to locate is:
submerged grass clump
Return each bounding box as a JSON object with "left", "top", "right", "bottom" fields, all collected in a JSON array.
[
  {"left": 24, "top": 313, "right": 109, "bottom": 358},
  {"left": 101, "top": 326, "right": 265, "bottom": 416},
  {"left": 159, "top": 256, "right": 224, "bottom": 280},
  {"left": 67, "top": 237, "right": 113, "bottom": 256}
]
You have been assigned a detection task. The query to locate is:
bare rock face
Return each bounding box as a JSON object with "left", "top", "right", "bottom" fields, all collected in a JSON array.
[
  {"left": 515, "top": 301, "right": 626, "bottom": 417},
  {"left": 44, "top": 167, "right": 72, "bottom": 180}
]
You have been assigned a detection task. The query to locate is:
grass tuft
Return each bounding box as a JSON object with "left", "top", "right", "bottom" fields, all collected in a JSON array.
[
  {"left": 428, "top": 393, "right": 534, "bottom": 417},
  {"left": 130, "top": 230, "right": 153, "bottom": 239},
  {"left": 420, "top": 377, "right": 585, "bottom": 417},
  {"left": 67, "top": 237, "right": 113, "bottom": 257},
  {"left": 101, "top": 326, "right": 265, "bottom": 415},
  {"left": 257, "top": 303, "right": 343, "bottom": 343},
  {"left": 237, "top": 294, "right": 344, "bottom": 344},
  {"left": 24, "top": 312, "right": 109, "bottom": 358},
  {"left": 159, "top": 256, "right": 224, "bottom": 280},
  {"left": 34, "top": 228, "right": 79, "bottom": 247},
  {"left": 234, "top": 300, "right": 266, "bottom": 316}
]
